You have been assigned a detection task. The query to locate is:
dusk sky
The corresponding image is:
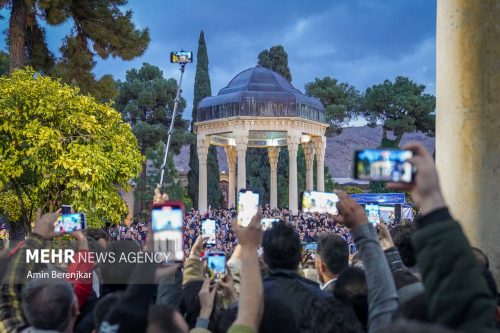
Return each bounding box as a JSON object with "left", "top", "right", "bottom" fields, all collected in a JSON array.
[{"left": 0, "top": 0, "right": 436, "bottom": 123}]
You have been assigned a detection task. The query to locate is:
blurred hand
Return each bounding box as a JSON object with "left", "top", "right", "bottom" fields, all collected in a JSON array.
[
  {"left": 199, "top": 275, "right": 217, "bottom": 319},
  {"left": 387, "top": 142, "right": 446, "bottom": 215},
  {"left": 232, "top": 208, "right": 262, "bottom": 250},
  {"left": 32, "top": 211, "right": 61, "bottom": 240},
  {"left": 190, "top": 236, "right": 207, "bottom": 257},
  {"left": 376, "top": 223, "right": 395, "bottom": 251},
  {"left": 70, "top": 230, "right": 89, "bottom": 250},
  {"left": 219, "top": 269, "right": 238, "bottom": 303},
  {"left": 333, "top": 192, "right": 368, "bottom": 229},
  {"left": 153, "top": 184, "right": 169, "bottom": 204}
]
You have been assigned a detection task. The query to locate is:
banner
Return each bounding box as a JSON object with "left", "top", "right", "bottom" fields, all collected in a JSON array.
[{"left": 350, "top": 193, "right": 406, "bottom": 204}]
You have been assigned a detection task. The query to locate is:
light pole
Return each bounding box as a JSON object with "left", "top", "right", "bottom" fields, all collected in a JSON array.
[{"left": 158, "top": 51, "right": 192, "bottom": 188}]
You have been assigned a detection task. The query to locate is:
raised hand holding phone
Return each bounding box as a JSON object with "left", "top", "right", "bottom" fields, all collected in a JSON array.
[
  {"left": 333, "top": 192, "right": 368, "bottom": 229},
  {"left": 237, "top": 190, "right": 259, "bottom": 227},
  {"left": 386, "top": 143, "right": 446, "bottom": 215}
]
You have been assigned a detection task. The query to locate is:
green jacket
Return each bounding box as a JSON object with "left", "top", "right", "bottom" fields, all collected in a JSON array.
[{"left": 412, "top": 208, "right": 497, "bottom": 333}]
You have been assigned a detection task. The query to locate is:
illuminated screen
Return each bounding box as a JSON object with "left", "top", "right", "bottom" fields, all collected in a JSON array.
[
  {"left": 202, "top": 219, "right": 217, "bottom": 245},
  {"left": 356, "top": 149, "right": 413, "bottom": 182},
  {"left": 302, "top": 191, "right": 339, "bottom": 215},
  {"left": 237, "top": 191, "right": 259, "bottom": 227},
  {"left": 365, "top": 203, "right": 381, "bottom": 224},
  {"left": 208, "top": 254, "right": 226, "bottom": 274},
  {"left": 54, "top": 214, "right": 84, "bottom": 233},
  {"left": 261, "top": 218, "right": 279, "bottom": 230},
  {"left": 152, "top": 206, "right": 183, "bottom": 232}
]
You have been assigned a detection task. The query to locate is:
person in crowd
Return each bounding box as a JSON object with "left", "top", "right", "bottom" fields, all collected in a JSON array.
[
  {"left": 315, "top": 232, "right": 349, "bottom": 292},
  {"left": 0, "top": 212, "right": 83, "bottom": 333},
  {"left": 384, "top": 142, "right": 497, "bottom": 333},
  {"left": 390, "top": 222, "right": 418, "bottom": 274},
  {"left": 261, "top": 220, "right": 328, "bottom": 329}
]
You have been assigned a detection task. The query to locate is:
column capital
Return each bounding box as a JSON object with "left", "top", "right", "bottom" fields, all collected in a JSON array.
[
  {"left": 287, "top": 131, "right": 301, "bottom": 159},
  {"left": 197, "top": 136, "right": 209, "bottom": 163},
  {"left": 312, "top": 136, "right": 326, "bottom": 161},
  {"left": 267, "top": 147, "right": 280, "bottom": 170},
  {"left": 224, "top": 146, "right": 236, "bottom": 170},
  {"left": 302, "top": 142, "right": 315, "bottom": 168}
]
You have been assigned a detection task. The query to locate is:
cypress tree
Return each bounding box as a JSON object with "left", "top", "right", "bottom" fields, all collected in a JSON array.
[{"left": 188, "top": 31, "right": 223, "bottom": 208}]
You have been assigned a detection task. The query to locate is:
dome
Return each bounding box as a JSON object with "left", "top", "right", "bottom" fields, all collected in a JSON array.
[{"left": 197, "top": 66, "right": 325, "bottom": 123}]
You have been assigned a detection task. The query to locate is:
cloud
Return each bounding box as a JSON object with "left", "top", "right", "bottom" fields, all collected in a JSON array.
[{"left": 0, "top": 0, "right": 436, "bottom": 121}]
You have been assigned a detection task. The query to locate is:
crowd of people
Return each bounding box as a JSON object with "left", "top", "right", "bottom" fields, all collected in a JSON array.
[
  {"left": 0, "top": 143, "right": 499, "bottom": 333},
  {"left": 107, "top": 207, "right": 356, "bottom": 257}
]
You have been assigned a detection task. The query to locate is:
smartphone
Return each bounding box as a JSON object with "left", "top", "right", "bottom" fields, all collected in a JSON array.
[
  {"left": 349, "top": 244, "right": 358, "bottom": 255},
  {"left": 304, "top": 242, "right": 318, "bottom": 252},
  {"left": 365, "top": 203, "right": 381, "bottom": 224},
  {"left": 237, "top": 190, "right": 259, "bottom": 227},
  {"left": 54, "top": 213, "right": 86, "bottom": 234},
  {"left": 152, "top": 201, "right": 185, "bottom": 261},
  {"left": 170, "top": 51, "right": 193, "bottom": 63},
  {"left": 261, "top": 218, "right": 279, "bottom": 230},
  {"left": 353, "top": 149, "right": 414, "bottom": 183},
  {"left": 207, "top": 252, "right": 226, "bottom": 282},
  {"left": 301, "top": 191, "right": 339, "bottom": 215},
  {"left": 201, "top": 218, "right": 217, "bottom": 247},
  {"left": 61, "top": 205, "right": 72, "bottom": 215}
]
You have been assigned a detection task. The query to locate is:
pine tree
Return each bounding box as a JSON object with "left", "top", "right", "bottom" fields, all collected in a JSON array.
[
  {"left": 116, "top": 63, "right": 188, "bottom": 215},
  {"left": 0, "top": 51, "right": 8, "bottom": 75},
  {"left": 1, "top": 0, "right": 149, "bottom": 101},
  {"left": 258, "top": 45, "right": 292, "bottom": 82},
  {"left": 188, "top": 31, "right": 223, "bottom": 208},
  {"left": 257, "top": 45, "right": 309, "bottom": 207}
]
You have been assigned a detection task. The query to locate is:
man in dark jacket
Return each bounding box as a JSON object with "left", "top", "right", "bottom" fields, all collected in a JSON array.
[
  {"left": 315, "top": 233, "right": 349, "bottom": 293},
  {"left": 387, "top": 142, "right": 498, "bottom": 333},
  {"left": 261, "top": 221, "right": 328, "bottom": 330}
]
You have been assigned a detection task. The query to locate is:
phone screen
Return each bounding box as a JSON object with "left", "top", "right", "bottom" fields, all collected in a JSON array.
[
  {"left": 170, "top": 51, "right": 193, "bottom": 63},
  {"left": 365, "top": 203, "right": 381, "bottom": 224},
  {"left": 302, "top": 191, "right": 339, "bottom": 215},
  {"left": 354, "top": 149, "right": 413, "bottom": 182},
  {"left": 261, "top": 218, "right": 279, "bottom": 230},
  {"left": 202, "top": 219, "right": 217, "bottom": 246},
  {"left": 349, "top": 244, "right": 358, "bottom": 255},
  {"left": 61, "top": 205, "right": 72, "bottom": 215},
  {"left": 237, "top": 191, "right": 259, "bottom": 227},
  {"left": 207, "top": 252, "right": 226, "bottom": 281},
  {"left": 152, "top": 205, "right": 184, "bottom": 261},
  {"left": 54, "top": 213, "right": 86, "bottom": 234}
]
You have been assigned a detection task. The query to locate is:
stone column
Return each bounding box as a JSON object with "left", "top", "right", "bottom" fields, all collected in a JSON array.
[
  {"left": 313, "top": 137, "right": 326, "bottom": 192},
  {"left": 303, "top": 142, "right": 315, "bottom": 191},
  {"left": 197, "top": 136, "right": 209, "bottom": 215},
  {"left": 224, "top": 146, "right": 237, "bottom": 209},
  {"left": 287, "top": 131, "right": 301, "bottom": 214},
  {"left": 235, "top": 130, "right": 249, "bottom": 192},
  {"left": 436, "top": 0, "right": 500, "bottom": 280},
  {"left": 268, "top": 147, "right": 280, "bottom": 209}
]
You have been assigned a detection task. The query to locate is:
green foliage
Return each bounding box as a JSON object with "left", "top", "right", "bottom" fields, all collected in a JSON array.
[
  {"left": 187, "top": 144, "right": 199, "bottom": 208},
  {"left": 275, "top": 147, "right": 306, "bottom": 208},
  {"left": 50, "top": 36, "right": 118, "bottom": 102},
  {"left": 188, "top": 31, "right": 222, "bottom": 208},
  {"left": 0, "top": 68, "right": 142, "bottom": 232},
  {"left": 146, "top": 144, "right": 192, "bottom": 212},
  {"left": 343, "top": 186, "right": 365, "bottom": 194},
  {"left": 0, "top": 51, "right": 7, "bottom": 76},
  {"left": 257, "top": 45, "right": 292, "bottom": 82},
  {"left": 247, "top": 149, "right": 270, "bottom": 203},
  {"left": 363, "top": 76, "right": 435, "bottom": 147},
  {"left": 116, "top": 62, "right": 189, "bottom": 214},
  {"left": 305, "top": 77, "right": 361, "bottom": 136},
  {"left": 2, "top": 0, "right": 149, "bottom": 101},
  {"left": 207, "top": 146, "right": 223, "bottom": 208}
]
